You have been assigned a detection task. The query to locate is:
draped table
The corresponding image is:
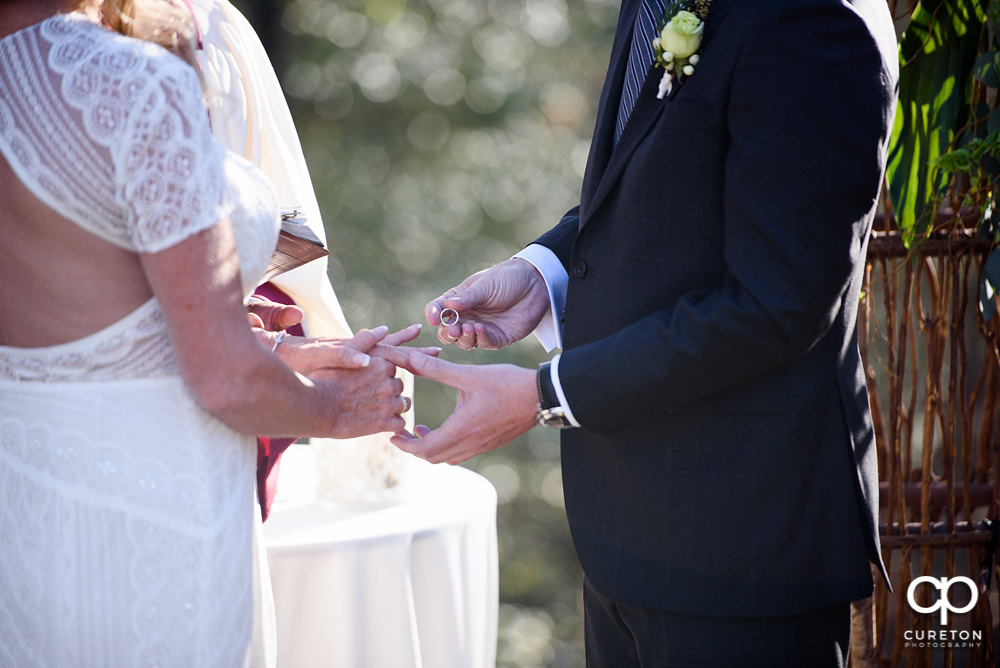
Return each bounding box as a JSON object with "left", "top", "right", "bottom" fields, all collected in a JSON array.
[{"left": 262, "top": 446, "right": 499, "bottom": 668}]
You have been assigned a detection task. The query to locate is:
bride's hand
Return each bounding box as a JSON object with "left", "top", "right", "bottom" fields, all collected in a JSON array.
[
  {"left": 309, "top": 353, "right": 412, "bottom": 438},
  {"left": 262, "top": 324, "right": 440, "bottom": 377},
  {"left": 305, "top": 325, "right": 441, "bottom": 439}
]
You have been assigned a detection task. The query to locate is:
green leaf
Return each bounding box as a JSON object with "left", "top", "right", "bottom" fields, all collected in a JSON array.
[
  {"left": 974, "top": 50, "right": 1000, "bottom": 87},
  {"left": 886, "top": 0, "right": 986, "bottom": 247},
  {"left": 987, "top": 108, "right": 1000, "bottom": 133}
]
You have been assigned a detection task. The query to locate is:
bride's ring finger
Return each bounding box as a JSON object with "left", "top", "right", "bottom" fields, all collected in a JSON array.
[{"left": 398, "top": 396, "right": 412, "bottom": 414}]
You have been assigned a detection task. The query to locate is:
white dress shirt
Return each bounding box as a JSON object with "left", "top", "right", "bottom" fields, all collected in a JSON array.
[{"left": 513, "top": 245, "right": 581, "bottom": 428}]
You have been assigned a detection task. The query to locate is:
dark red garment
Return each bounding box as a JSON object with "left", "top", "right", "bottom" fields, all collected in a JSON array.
[{"left": 253, "top": 283, "right": 304, "bottom": 521}]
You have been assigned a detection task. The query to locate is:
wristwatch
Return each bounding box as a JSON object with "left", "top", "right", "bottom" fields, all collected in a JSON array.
[{"left": 536, "top": 362, "right": 573, "bottom": 429}]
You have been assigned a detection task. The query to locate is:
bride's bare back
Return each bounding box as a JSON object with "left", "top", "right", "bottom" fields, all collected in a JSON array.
[{"left": 0, "top": 156, "right": 153, "bottom": 347}]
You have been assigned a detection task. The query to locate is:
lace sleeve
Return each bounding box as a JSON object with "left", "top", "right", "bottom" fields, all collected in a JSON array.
[{"left": 115, "top": 58, "right": 233, "bottom": 253}]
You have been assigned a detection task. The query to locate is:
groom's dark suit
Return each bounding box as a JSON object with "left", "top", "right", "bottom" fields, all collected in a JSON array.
[{"left": 535, "top": 0, "right": 898, "bottom": 629}]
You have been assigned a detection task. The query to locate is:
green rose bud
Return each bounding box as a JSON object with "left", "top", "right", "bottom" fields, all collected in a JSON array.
[{"left": 660, "top": 10, "right": 704, "bottom": 60}]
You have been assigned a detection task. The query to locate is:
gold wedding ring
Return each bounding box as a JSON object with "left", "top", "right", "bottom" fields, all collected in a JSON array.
[{"left": 440, "top": 307, "right": 460, "bottom": 327}]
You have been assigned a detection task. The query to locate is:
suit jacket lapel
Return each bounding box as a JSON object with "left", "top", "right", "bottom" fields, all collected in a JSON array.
[
  {"left": 583, "top": 65, "right": 667, "bottom": 225},
  {"left": 579, "top": 0, "right": 642, "bottom": 222},
  {"left": 579, "top": 0, "right": 737, "bottom": 229}
]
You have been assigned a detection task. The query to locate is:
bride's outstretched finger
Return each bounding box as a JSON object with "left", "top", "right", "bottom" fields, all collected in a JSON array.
[
  {"left": 382, "top": 323, "right": 423, "bottom": 346},
  {"left": 349, "top": 325, "right": 389, "bottom": 352}
]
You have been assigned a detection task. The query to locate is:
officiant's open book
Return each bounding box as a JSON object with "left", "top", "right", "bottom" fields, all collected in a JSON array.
[{"left": 263, "top": 207, "right": 329, "bottom": 282}]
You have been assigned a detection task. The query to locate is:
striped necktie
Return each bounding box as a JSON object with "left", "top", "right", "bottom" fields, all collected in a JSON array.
[{"left": 615, "top": 0, "right": 667, "bottom": 144}]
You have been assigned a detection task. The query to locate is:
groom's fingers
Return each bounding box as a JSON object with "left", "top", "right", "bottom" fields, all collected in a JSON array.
[
  {"left": 455, "top": 322, "right": 479, "bottom": 351},
  {"left": 374, "top": 345, "right": 419, "bottom": 372},
  {"left": 427, "top": 278, "right": 491, "bottom": 328},
  {"left": 426, "top": 295, "right": 456, "bottom": 327},
  {"left": 404, "top": 352, "right": 467, "bottom": 388},
  {"left": 391, "top": 424, "right": 467, "bottom": 464},
  {"left": 376, "top": 346, "right": 462, "bottom": 386},
  {"left": 472, "top": 322, "right": 505, "bottom": 350},
  {"left": 436, "top": 322, "right": 463, "bottom": 346},
  {"left": 390, "top": 410, "right": 485, "bottom": 463}
]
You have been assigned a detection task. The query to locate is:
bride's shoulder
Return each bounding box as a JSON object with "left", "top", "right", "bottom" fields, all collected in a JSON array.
[{"left": 41, "top": 13, "right": 201, "bottom": 94}]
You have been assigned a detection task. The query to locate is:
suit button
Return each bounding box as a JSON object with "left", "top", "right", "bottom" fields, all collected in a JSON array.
[{"left": 572, "top": 259, "right": 588, "bottom": 278}]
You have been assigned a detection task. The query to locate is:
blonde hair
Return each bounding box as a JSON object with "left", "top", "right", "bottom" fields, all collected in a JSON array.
[{"left": 100, "top": 0, "right": 199, "bottom": 71}]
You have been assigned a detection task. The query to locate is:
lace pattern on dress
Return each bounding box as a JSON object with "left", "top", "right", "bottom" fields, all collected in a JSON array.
[
  {"left": 0, "top": 300, "right": 177, "bottom": 382},
  {"left": 0, "top": 14, "right": 279, "bottom": 383},
  {"left": 0, "top": 14, "right": 264, "bottom": 665},
  {"left": 0, "top": 13, "right": 234, "bottom": 252},
  {"left": 0, "top": 405, "right": 254, "bottom": 666}
]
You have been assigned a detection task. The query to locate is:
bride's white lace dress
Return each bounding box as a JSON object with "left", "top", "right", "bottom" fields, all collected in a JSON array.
[{"left": 0, "top": 12, "right": 278, "bottom": 667}]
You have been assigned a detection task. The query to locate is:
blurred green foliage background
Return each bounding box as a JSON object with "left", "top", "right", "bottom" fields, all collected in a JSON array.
[{"left": 230, "top": 0, "right": 620, "bottom": 664}]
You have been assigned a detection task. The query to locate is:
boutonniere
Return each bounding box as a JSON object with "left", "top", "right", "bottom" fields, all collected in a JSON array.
[{"left": 652, "top": 0, "right": 713, "bottom": 99}]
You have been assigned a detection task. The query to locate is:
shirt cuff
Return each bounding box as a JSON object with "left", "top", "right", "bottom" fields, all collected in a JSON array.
[
  {"left": 513, "top": 244, "right": 567, "bottom": 352},
  {"left": 550, "top": 353, "right": 581, "bottom": 428}
]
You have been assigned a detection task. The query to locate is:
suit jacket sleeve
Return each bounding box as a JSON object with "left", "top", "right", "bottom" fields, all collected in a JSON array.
[
  {"left": 549, "top": 1, "right": 897, "bottom": 432},
  {"left": 536, "top": 205, "right": 580, "bottom": 271}
]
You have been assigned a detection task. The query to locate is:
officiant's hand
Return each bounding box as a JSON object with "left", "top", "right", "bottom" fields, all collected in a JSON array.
[
  {"left": 427, "top": 259, "right": 549, "bottom": 351},
  {"left": 381, "top": 351, "right": 537, "bottom": 464},
  {"left": 246, "top": 296, "right": 304, "bottom": 332}
]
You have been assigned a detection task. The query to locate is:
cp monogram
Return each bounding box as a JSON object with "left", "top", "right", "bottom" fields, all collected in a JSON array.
[{"left": 906, "top": 576, "right": 979, "bottom": 625}]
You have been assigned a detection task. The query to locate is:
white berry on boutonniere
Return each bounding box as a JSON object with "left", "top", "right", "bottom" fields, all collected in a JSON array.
[{"left": 652, "top": 0, "right": 713, "bottom": 99}]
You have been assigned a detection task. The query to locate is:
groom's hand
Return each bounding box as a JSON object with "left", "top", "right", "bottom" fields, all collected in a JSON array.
[
  {"left": 426, "top": 259, "right": 550, "bottom": 351},
  {"left": 381, "top": 351, "right": 538, "bottom": 464}
]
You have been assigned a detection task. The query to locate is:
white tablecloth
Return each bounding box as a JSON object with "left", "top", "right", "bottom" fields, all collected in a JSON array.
[{"left": 263, "top": 449, "right": 499, "bottom": 668}]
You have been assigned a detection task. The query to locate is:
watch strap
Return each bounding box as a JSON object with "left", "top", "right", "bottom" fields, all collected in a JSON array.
[{"left": 537, "top": 361, "right": 560, "bottom": 410}]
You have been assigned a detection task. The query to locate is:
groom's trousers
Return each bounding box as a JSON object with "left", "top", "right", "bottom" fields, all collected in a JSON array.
[{"left": 582, "top": 576, "right": 850, "bottom": 668}]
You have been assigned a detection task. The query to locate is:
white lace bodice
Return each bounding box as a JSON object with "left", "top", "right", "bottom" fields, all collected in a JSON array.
[
  {"left": 0, "top": 12, "right": 279, "bottom": 382},
  {"left": 0, "top": 13, "right": 276, "bottom": 666}
]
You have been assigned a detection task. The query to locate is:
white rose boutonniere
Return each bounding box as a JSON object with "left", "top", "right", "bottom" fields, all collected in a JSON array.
[{"left": 652, "top": 0, "right": 713, "bottom": 99}]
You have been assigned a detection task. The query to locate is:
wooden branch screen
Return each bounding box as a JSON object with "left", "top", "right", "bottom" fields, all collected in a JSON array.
[{"left": 857, "top": 225, "right": 1000, "bottom": 667}]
